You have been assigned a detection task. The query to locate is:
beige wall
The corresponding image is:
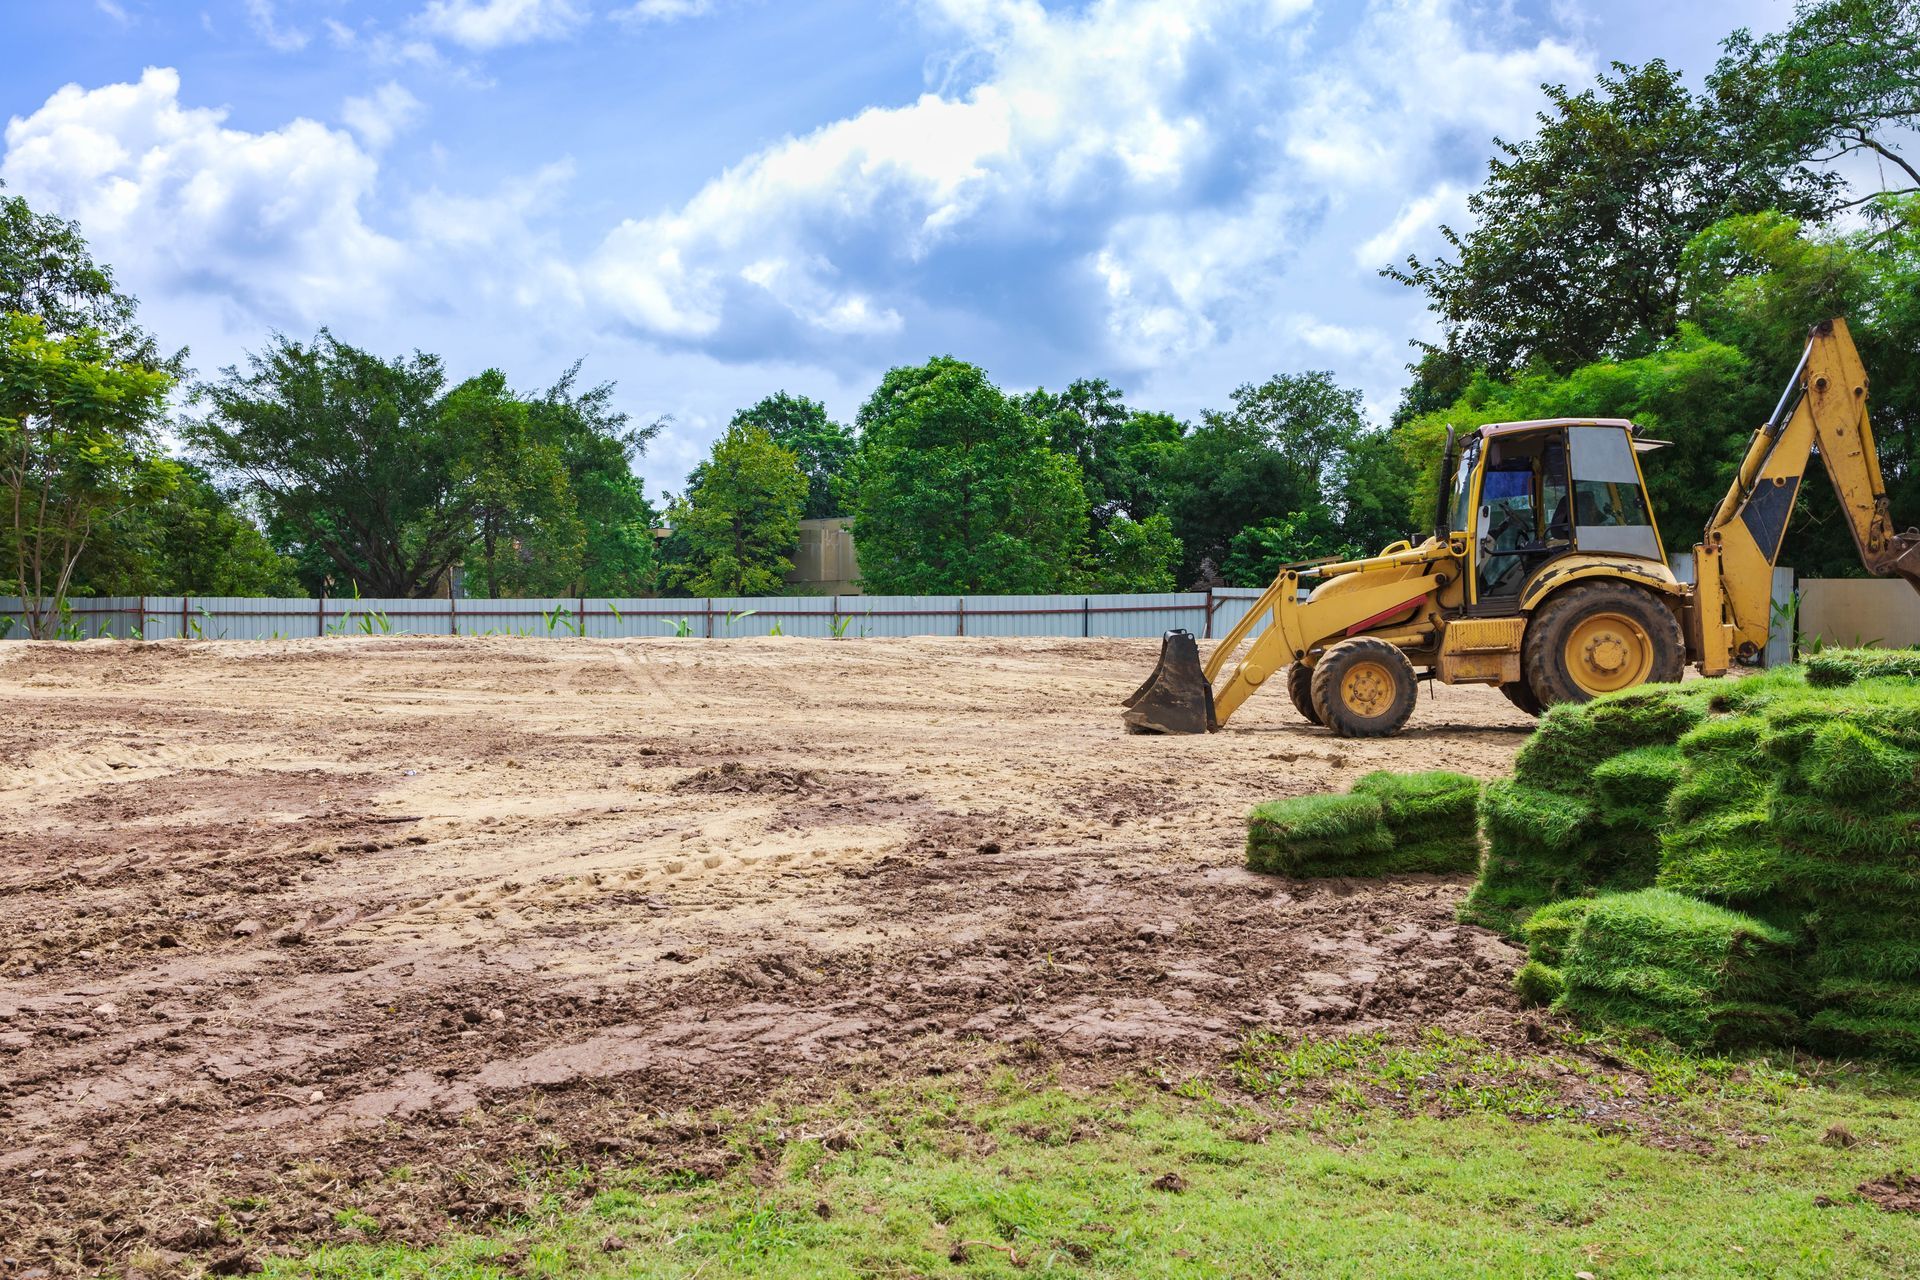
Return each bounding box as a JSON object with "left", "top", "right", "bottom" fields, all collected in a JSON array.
[
  {"left": 785, "top": 517, "right": 862, "bottom": 594},
  {"left": 1798, "top": 578, "right": 1920, "bottom": 650}
]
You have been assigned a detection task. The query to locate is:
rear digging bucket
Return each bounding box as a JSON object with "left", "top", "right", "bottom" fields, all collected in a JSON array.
[{"left": 1122, "top": 628, "right": 1218, "bottom": 734}]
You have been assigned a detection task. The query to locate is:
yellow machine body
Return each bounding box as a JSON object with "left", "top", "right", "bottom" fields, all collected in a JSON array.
[{"left": 1122, "top": 317, "right": 1920, "bottom": 737}]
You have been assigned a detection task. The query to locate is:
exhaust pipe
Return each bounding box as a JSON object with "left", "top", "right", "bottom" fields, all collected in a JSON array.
[{"left": 1121, "top": 629, "right": 1218, "bottom": 734}]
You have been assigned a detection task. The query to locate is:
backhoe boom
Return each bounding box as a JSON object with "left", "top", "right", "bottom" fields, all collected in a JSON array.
[{"left": 1697, "top": 318, "right": 1920, "bottom": 664}]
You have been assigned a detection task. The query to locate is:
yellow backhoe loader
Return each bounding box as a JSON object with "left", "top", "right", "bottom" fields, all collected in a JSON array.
[{"left": 1123, "top": 318, "right": 1920, "bottom": 737}]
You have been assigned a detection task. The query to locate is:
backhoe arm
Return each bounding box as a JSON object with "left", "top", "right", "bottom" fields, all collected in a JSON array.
[{"left": 1699, "top": 317, "right": 1920, "bottom": 663}]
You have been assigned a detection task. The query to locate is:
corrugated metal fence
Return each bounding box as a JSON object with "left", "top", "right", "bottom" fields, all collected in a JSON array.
[{"left": 0, "top": 589, "right": 1280, "bottom": 642}]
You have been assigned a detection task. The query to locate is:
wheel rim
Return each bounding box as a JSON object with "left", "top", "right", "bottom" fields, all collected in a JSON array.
[
  {"left": 1338, "top": 660, "right": 1397, "bottom": 717},
  {"left": 1563, "top": 611, "right": 1654, "bottom": 695}
]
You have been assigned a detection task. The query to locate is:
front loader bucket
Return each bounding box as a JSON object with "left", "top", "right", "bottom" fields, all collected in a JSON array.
[{"left": 1121, "top": 629, "right": 1218, "bottom": 734}]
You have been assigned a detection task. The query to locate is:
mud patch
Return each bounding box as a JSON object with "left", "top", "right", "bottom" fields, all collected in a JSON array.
[
  {"left": 1860, "top": 1170, "right": 1920, "bottom": 1214},
  {"left": 675, "top": 761, "right": 817, "bottom": 794}
]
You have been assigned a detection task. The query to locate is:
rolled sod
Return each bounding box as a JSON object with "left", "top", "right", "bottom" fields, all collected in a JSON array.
[
  {"left": 1804, "top": 648, "right": 1920, "bottom": 688},
  {"left": 1553, "top": 888, "right": 1798, "bottom": 1049},
  {"left": 1349, "top": 769, "right": 1483, "bottom": 873},
  {"left": 1245, "top": 793, "right": 1391, "bottom": 876},
  {"left": 1246, "top": 771, "right": 1482, "bottom": 878},
  {"left": 1512, "top": 959, "right": 1564, "bottom": 1007},
  {"left": 1513, "top": 686, "right": 1717, "bottom": 788},
  {"left": 1522, "top": 897, "right": 1593, "bottom": 968},
  {"left": 1459, "top": 778, "right": 1594, "bottom": 933}
]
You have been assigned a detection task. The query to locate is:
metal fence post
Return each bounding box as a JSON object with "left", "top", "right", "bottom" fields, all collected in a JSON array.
[
  {"left": 135, "top": 594, "right": 144, "bottom": 641},
  {"left": 1202, "top": 587, "right": 1215, "bottom": 639},
  {"left": 706, "top": 599, "right": 714, "bottom": 639},
  {"left": 181, "top": 595, "right": 190, "bottom": 639},
  {"left": 316, "top": 590, "right": 326, "bottom": 638},
  {"left": 957, "top": 596, "right": 965, "bottom": 637},
  {"left": 449, "top": 590, "right": 457, "bottom": 637},
  {"left": 1082, "top": 596, "right": 1090, "bottom": 638}
]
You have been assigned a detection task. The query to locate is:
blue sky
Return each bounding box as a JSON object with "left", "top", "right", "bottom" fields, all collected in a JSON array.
[{"left": 2, "top": 0, "right": 1791, "bottom": 495}]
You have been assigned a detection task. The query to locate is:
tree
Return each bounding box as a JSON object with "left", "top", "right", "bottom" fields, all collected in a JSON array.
[
  {"left": 187, "top": 332, "right": 481, "bottom": 598},
  {"left": 1222, "top": 509, "right": 1354, "bottom": 587},
  {"left": 73, "top": 464, "right": 300, "bottom": 597},
  {"left": 532, "top": 364, "right": 662, "bottom": 595},
  {"left": 669, "top": 423, "right": 807, "bottom": 596},
  {"left": 0, "top": 313, "right": 176, "bottom": 636},
  {"left": 1388, "top": 60, "right": 1838, "bottom": 375},
  {"left": 1020, "top": 378, "right": 1146, "bottom": 527},
  {"left": 850, "top": 357, "right": 1087, "bottom": 594},
  {"left": 1086, "top": 513, "right": 1182, "bottom": 593},
  {"left": 1, "top": 184, "right": 176, "bottom": 373},
  {"left": 1713, "top": 0, "right": 1920, "bottom": 207},
  {"left": 441, "top": 370, "right": 580, "bottom": 600},
  {"left": 728, "top": 392, "right": 854, "bottom": 520},
  {"left": 1154, "top": 371, "right": 1368, "bottom": 582}
]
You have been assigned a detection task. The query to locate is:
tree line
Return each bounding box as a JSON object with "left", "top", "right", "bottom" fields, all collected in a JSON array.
[{"left": 3, "top": 0, "right": 1915, "bottom": 637}]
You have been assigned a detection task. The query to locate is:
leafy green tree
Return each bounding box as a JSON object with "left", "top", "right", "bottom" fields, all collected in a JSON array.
[
  {"left": 1388, "top": 60, "right": 1838, "bottom": 375},
  {"left": 534, "top": 364, "right": 662, "bottom": 595},
  {"left": 0, "top": 313, "right": 177, "bottom": 635},
  {"left": 73, "top": 464, "right": 300, "bottom": 597},
  {"left": 441, "top": 369, "right": 581, "bottom": 600},
  {"left": 850, "top": 357, "right": 1087, "bottom": 594},
  {"left": 1020, "top": 379, "right": 1145, "bottom": 526},
  {"left": 1154, "top": 371, "right": 1370, "bottom": 582},
  {"left": 1085, "top": 513, "right": 1182, "bottom": 593},
  {"left": 188, "top": 332, "right": 481, "bottom": 598},
  {"left": 1223, "top": 510, "right": 1356, "bottom": 587},
  {"left": 669, "top": 423, "right": 807, "bottom": 596},
  {"left": 1713, "top": 0, "right": 1920, "bottom": 206},
  {"left": 728, "top": 392, "right": 854, "bottom": 520},
  {"left": 1, "top": 184, "right": 177, "bottom": 374}
]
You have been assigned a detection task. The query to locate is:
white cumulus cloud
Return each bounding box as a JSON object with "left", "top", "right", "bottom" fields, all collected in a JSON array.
[
  {"left": 1, "top": 67, "right": 403, "bottom": 327},
  {"left": 413, "top": 0, "right": 589, "bottom": 51}
]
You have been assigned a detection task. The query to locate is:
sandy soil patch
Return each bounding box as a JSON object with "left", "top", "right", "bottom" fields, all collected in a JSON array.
[{"left": 0, "top": 634, "right": 1539, "bottom": 1267}]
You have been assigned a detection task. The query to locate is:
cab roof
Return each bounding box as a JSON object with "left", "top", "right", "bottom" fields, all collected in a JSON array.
[
  {"left": 1474, "top": 417, "right": 1635, "bottom": 438},
  {"left": 1469, "top": 416, "right": 1670, "bottom": 453}
]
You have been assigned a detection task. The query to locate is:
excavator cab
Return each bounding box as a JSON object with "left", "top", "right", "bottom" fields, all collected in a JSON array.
[{"left": 1449, "top": 420, "right": 1666, "bottom": 611}]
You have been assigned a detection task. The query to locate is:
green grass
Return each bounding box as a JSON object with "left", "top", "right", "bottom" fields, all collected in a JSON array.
[{"left": 263, "top": 1033, "right": 1920, "bottom": 1280}]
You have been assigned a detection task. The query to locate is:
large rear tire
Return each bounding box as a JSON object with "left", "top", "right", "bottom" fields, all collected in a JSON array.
[
  {"left": 1286, "top": 662, "right": 1324, "bottom": 725},
  {"left": 1310, "top": 637, "right": 1419, "bottom": 737},
  {"left": 1523, "top": 583, "right": 1685, "bottom": 706}
]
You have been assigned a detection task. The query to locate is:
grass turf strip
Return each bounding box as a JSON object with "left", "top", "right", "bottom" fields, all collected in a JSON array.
[{"left": 261, "top": 1033, "right": 1920, "bottom": 1280}]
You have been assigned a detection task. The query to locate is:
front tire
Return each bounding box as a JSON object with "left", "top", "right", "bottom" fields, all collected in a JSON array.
[
  {"left": 1310, "top": 637, "right": 1419, "bottom": 737},
  {"left": 1286, "top": 662, "right": 1324, "bottom": 725},
  {"left": 1523, "top": 583, "right": 1684, "bottom": 706}
]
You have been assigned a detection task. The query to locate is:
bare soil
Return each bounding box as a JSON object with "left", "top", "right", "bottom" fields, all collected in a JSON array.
[{"left": 0, "top": 635, "right": 1541, "bottom": 1270}]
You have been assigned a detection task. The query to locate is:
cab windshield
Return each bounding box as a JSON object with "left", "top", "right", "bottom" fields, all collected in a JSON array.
[{"left": 1447, "top": 437, "right": 1480, "bottom": 536}]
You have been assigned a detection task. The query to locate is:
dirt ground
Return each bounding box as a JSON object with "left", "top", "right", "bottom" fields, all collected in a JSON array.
[{"left": 0, "top": 635, "right": 1542, "bottom": 1270}]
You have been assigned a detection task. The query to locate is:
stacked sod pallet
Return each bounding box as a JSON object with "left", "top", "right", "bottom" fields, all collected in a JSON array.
[
  {"left": 1745, "top": 659, "right": 1920, "bottom": 1059},
  {"left": 1484, "top": 651, "right": 1920, "bottom": 1058},
  {"left": 1461, "top": 685, "right": 1718, "bottom": 934},
  {"left": 1518, "top": 888, "right": 1798, "bottom": 1049},
  {"left": 1246, "top": 770, "right": 1481, "bottom": 878}
]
